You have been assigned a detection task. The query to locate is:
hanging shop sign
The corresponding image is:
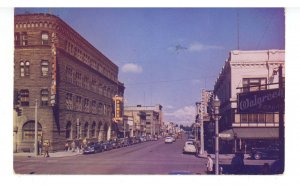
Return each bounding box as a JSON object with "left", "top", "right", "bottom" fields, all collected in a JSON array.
[{"left": 237, "top": 88, "right": 284, "bottom": 113}]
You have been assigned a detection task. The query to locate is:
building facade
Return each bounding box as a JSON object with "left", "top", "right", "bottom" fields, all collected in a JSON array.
[
  {"left": 212, "top": 50, "right": 285, "bottom": 153},
  {"left": 124, "top": 105, "right": 163, "bottom": 138},
  {"left": 14, "top": 13, "right": 124, "bottom": 152}
]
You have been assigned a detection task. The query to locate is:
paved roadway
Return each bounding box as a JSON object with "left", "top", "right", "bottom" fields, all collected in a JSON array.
[{"left": 14, "top": 137, "right": 207, "bottom": 175}]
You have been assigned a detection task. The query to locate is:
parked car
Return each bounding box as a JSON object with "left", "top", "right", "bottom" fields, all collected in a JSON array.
[
  {"left": 83, "top": 142, "right": 104, "bottom": 154},
  {"left": 250, "top": 144, "right": 280, "bottom": 160},
  {"left": 165, "top": 136, "right": 173, "bottom": 144},
  {"left": 110, "top": 140, "right": 118, "bottom": 149},
  {"left": 100, "top": 141, "right": 113, "bottom": 151},
  {"left": 183, "top": 141, "right": 197, "bottom": 154}
]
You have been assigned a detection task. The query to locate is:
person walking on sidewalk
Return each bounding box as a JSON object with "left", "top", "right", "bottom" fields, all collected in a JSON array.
[
  {"left": 43, "top": 142, "right": 50, "bottom": 157},
  {"left": 206, "top": 155, "right": 214, "bottom": 174}
]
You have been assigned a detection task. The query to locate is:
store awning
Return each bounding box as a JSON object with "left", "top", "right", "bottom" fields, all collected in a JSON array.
[{"left": 220, "top": 128, "right": 279, "bottom": 140}]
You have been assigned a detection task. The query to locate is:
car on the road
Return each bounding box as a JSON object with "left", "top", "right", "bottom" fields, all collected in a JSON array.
[
  {"left": 164, "top": 136, "right": 173, "bottom": 144},
  {"left": 250, "top": 144, "right": 280, "bottom": 160},
  {"left": 182, "top": 141, "right": 197, "bottom": 154},
  {"left": 83, "top": 142, "right": 104, "bottom": 154},
  {"left": 100, "top": 141, "right": 113, "bottom": 151}
]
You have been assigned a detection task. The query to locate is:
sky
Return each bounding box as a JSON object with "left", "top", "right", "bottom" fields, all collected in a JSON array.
[{"left": 15, "top": 8, "right": 285, "bottom": 126}]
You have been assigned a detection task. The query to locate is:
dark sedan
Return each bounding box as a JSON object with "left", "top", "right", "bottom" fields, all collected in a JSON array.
[
  {"left": 83, "top": 142, "right": 104, "bottom": 154},
  {"left": 250, "top": 144, "right": 280, "bottom": 160}
]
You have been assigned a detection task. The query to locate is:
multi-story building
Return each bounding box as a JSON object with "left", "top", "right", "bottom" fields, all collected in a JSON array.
[
  {"left": 212, "top": 50, "right": 285, "bottom": 153},
  {"left": 13, "top": 13, "right": 124, "bottom": 152},
  {"left": 124, "top": 105, "right": 163, "bottom": 137}
]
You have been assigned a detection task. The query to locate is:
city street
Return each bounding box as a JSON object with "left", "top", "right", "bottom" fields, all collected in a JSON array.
[
  {"left": 14, "top": 135, "right": 275, "bottom": 175},
  {"left": 14, "top": 137, "right": 207, "bottom": 175}
]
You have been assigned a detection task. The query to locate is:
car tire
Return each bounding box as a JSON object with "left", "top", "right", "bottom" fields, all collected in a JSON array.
[{"left": 254, "top": 153, "right": 262, "bottom": 160}]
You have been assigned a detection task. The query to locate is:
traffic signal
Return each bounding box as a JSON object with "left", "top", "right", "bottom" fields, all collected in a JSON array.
[{"left": 14, "top": 89, "right": 21, "bottom": 107}]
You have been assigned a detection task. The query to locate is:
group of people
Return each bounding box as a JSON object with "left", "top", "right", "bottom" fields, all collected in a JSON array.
[{"left": 37, "top": 140, "right": 50, "bottom": 157}]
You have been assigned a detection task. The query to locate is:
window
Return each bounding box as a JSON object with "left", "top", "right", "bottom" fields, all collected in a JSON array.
[
  {"left": 66, "top": 93, "right": 73, "bottom": 110},
  {"left": 242, "top": 78, "right": 267, "bottom": 92},
  {"left": 91, "top": 122, "right": 96, "bottom": 138},
  {"left": 83, "top": 98, "right": 89, "bottom": 112},
  {"left": 83, "top": 122, "right": 89, "bottom": 138},
  {"left": 40, "top": 89, "right": 49, "bottom": 106},
  {"left": 21, "top": 32, "right": 28, "bottom": 46},
  {"left": 66, "top": 66, "right": 73, "bottom": 82},
  {"left": 76, "top": 96, "right": 82, "bottom": 111},
  {"left": 20, "top": 89, "right": 29, "bottom": 106},
  {"left": 15, "top": 33, "right": 20, "bottom": 46},
  {"left": 20, "top": 61, "right": 25, "bottom": 77},
  {"left": 22, "top": 121, "right": 42, "bottom": 141},
  {"left": 41, "top": 32, "right": 49, "bottom": 45},
  {"left": 41, "top": 60, "right": 49, "bottom": 76},
  {"left": 98, "top": 103, "right": 103, "bottom": 115},
  {"left": 66, "top": 122, "right": 72, "bottom": 139},
  {"left": 266, "top": 114, "right": 274, "bottom": 123},
  {"left": 25, "top": 61, "right": 30, "bottom": 76},
  {"left": 92, "top": 100, "right": 96, "bottom": 113}
]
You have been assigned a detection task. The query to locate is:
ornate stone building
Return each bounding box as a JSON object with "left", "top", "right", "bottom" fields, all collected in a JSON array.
[{"left": 14, "top": 13, "right": 124, "bottom": 152}]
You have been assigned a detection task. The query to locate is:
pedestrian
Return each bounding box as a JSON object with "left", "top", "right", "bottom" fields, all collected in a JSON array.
[
  {"left": 44, "top": 142, "right": 50, "bottom": 157},
  {"left": 231, "top": 152, "right": 244, "bottom": 174},
  {"left": 64, "top": 142, "right": 69, "bottom": 151},
  {"left": 38, "top": 140, "right": 42, "bottom": 155},
  {"left": 206, "top": 154, "right": 214, "bottom": 174},
  {"left": 71, "top": 140, "right": 76, "bottom": 152}
]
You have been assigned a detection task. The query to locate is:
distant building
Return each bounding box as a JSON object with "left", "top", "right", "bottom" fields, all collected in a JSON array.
[
  {"left": 13, "top": 13, "right": 124, "bottom": 152},
  {"left": 212, "top": 50, "right": 285, "bottom": 153},
  {"left": 124, "top": 105, "right": 163, "bottom": 137}
]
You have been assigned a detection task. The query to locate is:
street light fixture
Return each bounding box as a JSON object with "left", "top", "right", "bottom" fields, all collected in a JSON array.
[{"left": 213, "top": 95, "right": 221, "bottom": 175}]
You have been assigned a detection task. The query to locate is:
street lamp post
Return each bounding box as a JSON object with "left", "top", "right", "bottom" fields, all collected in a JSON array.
[{"left": 213, "top": 95, "right": 221, "bottom": 175}]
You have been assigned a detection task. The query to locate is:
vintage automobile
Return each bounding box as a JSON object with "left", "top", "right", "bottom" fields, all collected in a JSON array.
[
  {"left": 183, "top": 141, "right": 197, "bottom": 154},
  {"left": 83, "top": 142, "right": 104, "bottom": 154},
  {"left": 250, "top": 144, "right": 280, "bottom": 160},
  {"left": 164, "top": 136, "right": 173, "bottom": 144}
]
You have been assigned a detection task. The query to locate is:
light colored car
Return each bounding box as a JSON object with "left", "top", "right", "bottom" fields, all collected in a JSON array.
[
  {"left": 183, "top": 141, "right": 197, "bottom": 154},
  {"left": 165, "top": 136, "right": 173, "bottom": 144}
]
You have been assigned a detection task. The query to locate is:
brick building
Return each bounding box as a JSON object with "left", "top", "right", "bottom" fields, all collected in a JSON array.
[{"left": 13, "top": 13, "right": 124, "bottom": 152}]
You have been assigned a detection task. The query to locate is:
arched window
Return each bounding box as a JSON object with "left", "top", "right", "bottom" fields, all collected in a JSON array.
[
  {"left": 66, "top": 122, "right": 72, "bottom": 139},
  {"left": 22, "top": 121, "right": 42, "bottom": 141},
  {"left": 20, "top": 61, "right": 25, "bottom": 77},
  {"left": 91, "top": 122, "right": 96, "bottom": 138},
  {"left": 25, "top": 61, "right": 30, "bottom": 76},
  {"left": 41, "top": 60, "right": 49, "bottom": 76},
  {"left": 83, "top": 122, "right": 88, "bottom": 138}
]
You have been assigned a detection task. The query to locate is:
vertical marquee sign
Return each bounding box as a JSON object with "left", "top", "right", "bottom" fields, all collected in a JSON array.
[{"left": 113, "top": 95, "right": 124, "bottom": 121}]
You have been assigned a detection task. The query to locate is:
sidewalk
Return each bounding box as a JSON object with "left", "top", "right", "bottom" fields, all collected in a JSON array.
[
  {"left": 197, "top": 152, "right": 251, "bottom": 159},
  {"left": 14, "top": 150, "right": 82, "bottom": 158}
]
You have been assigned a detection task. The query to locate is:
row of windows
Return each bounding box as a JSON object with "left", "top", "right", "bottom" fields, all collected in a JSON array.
[
  {"left": 66, "top": 93, "right": 112, "bottom": 115},
  {"left": 65, "top": 122, "right": 108, "bottom": 140},
  {"left": 19, "top": 60, "right": 49, "bottom": 77},
  {"left": 240, "top": 113, "right": 276, "bottom": 123},
  {"left": 15, "top": 31, "right": 49, "bottom": 46},
  {"left": 21, "top": 121, "right": 108, "bottom": 141},
  {"left": 65, "top": 40, "right": 117, "bottom": 82},
  {"left": 65, "top": 65, "right": 117, "bottom": 98},
  {"left": 19, "top": 89, "right": 49, "bottom": 106}
]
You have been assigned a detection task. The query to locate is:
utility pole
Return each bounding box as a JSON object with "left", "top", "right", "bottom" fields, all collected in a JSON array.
[
  {"left": 214, "top": 96, "right": 221, "bottom": 175},
  {"left": 278, "top": 64, "right": 285, "bottom": 173},
  {"left": 200, "top": 102, "right": 204, "bottom": 155},
  {"left": 34, "top": 99, "right": 38, "bottom": 156}
]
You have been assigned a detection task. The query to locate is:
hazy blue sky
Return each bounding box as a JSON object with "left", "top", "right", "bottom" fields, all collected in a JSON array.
[{"left": 15, "top": 8, "right": 285, "bottom": 125}]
